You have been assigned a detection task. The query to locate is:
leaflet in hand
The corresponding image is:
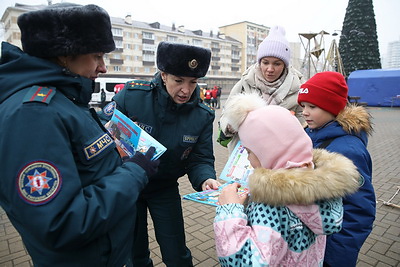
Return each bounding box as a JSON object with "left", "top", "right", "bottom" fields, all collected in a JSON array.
[
  {"left": 183, "top": 141, "right": 252, "bottom": 207},
  {"left": 182, "top": 182, "right": 249, "bottom": 207},
  {"left": 107, "top": 109, "right": 166, "bottom": 160},
  {"left": 219, "top": 141, "right": 253, "bottom": 186}
]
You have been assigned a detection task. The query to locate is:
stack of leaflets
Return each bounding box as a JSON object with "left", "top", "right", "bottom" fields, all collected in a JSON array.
[
  {"left": 183, "top": 141, "right": 253, "bottom": 206},
  {"left": 106, "top": 109, "right": 167, "bottom": 160}
]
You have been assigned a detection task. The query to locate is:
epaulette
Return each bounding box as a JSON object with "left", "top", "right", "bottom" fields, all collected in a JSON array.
[
  {"left": 199, "top": 102, "right": 215, "bottom": 114},
  {"left": 126, "top": 80, "right": 153, "bottom": 91},
  {"left": 23, "top": 85, "right": 56, "bottom": 105}
]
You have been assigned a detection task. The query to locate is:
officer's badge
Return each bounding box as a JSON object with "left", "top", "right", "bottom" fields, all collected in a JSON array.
[
  {"left": 188, "top": 59, "right": 198, "bottom": 70},
  {"left": 17, "top": 161, "right": 62, "bottom": 205}
]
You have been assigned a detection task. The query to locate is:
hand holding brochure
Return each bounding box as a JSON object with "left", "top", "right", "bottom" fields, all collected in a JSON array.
[
  {"left": 183, "top": 182, "right": 249, "bottom": 207},
  {"left": 183, "top": 141, "right": 252, "bottom": 206},
  {"left": 106, "top": 109, "right": 166, "bottom": 160}
]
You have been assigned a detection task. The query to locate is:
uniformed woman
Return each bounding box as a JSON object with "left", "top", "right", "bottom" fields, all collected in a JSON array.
[
  {"left": 0, "top": 3, "right": 157, "bottom": 266},
  {"left": 110, "top": 42, "right": 220, "bottom": 266}
]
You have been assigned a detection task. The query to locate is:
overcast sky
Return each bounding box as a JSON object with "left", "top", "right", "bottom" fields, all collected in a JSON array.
[{"left": 1, "top": 0, "right": 399, "bottom": 57}]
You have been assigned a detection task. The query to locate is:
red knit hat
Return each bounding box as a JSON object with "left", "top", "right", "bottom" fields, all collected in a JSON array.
[{"left": 297, "top": 71, "right": 348, "bottom": 116}]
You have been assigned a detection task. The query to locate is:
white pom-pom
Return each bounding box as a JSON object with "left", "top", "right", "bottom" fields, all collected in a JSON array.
[{"left": 223, "top": 93, "right": 266, "bottom": 131}]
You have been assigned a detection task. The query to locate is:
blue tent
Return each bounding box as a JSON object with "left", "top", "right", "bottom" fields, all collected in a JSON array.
[{"left": 347, "top": 69, "right": 400, "bottom": 107}]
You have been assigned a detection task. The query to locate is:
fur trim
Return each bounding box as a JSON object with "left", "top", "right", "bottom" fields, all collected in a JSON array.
[
  {"left": 248, "top": 149, "right": 360, "bottom": 205},
  {"left": 221, "top": 93, "right": 266, "bottom": 132},
  {"left": 156, "top": 42, "right": 211, "bottom": 78},
  {"left": 336, "top": 104, "right": 373, "bottom": 135},
  {"left": 18, "top": 3, "right": 115, "bottom": 57}
]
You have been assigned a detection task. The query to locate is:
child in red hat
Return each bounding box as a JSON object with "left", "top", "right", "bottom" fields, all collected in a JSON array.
[{"left": 298, "top": 71, "right": 376, "bottom": 267}]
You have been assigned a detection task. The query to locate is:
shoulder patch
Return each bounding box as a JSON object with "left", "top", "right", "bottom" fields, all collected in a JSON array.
[
  {"left": 17, "top": 160, "right": 62, "bottom": 205},
  {"left": 127, "top": 80, "right": 153, "bottom": 91},
  {"left": 23, "top": 86, "right": 56, "bottom": 104},
  {"left": 83, "top": 133, "right": 114, "bottom": 160},
  {"left": 103, "top": 101, "right": 116, "bottom": 117}
]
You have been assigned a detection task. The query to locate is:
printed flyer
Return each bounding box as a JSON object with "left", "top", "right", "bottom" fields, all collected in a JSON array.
[
  {"left": 183, "top": 182, "right": 249, "bottom": 207},
  {"left": 107, "top": 109, "right": 166, "bottom": 160},
  {"left": 183, "top": 141, "right": 252, "bottom": 206}
]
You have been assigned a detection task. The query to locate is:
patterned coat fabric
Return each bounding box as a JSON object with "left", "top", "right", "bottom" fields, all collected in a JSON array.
[{"left": 214, "top": 149, "right": 360, "bottom": 266}]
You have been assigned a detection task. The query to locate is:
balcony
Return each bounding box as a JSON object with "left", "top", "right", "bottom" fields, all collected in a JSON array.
[
  {"left": 143, "top": 61, "right": 155, "bottom": 66},
  {"left": 110, "top": 58, "right": 124, "bottom": 65}
]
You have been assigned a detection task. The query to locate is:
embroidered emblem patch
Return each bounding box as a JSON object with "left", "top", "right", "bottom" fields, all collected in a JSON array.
[
  {"left": 84, "top": 133, "right": 114, "bottom": 160},
  {"left": 17, "top": 161, "right": 62, "bottom": 205},
  {"left": 103, "top": 101, "right": 116, "bottom": 117}
]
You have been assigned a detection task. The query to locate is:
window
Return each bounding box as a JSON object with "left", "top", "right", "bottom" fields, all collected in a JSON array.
[
  {"left": 192, "top": 39, "right": 202, "bottom": 46},
  {"left": 143, "top": 54, "right": 155, "bottom": 62},
  {"left": 113, "top": 66, "right": 121, "bottom": 72},
  {"left": 167, "top": 35, "right": 178, "bottom": 42},
  {"left": 115, "top": 40, "right": 123, "bottom": 49},
  {"left": 112, "top": 28, "right": 123, "bottom": 37},
  {"left": 143, "top": 32, "right": 155, "bottom": 40}
]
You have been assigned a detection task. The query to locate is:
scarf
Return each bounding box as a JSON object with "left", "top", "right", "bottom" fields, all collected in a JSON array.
[{"left": 255, "top": 65, "right": 289, "bottom": 105}]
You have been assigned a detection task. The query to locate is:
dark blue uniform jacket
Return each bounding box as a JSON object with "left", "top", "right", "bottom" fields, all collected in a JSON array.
[
  {"left": 0, "top": 42, "right": 148, "bottom": 266},
  {"left": 111, "top": 73, "right": 216, "bottom": 194}
]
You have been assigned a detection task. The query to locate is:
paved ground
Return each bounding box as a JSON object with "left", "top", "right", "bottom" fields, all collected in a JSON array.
[{"left": 0, "top": 100, "right": 399, "bottom": 266}]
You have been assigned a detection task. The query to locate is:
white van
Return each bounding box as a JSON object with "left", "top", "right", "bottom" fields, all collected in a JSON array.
[{"left": 90, "top": 77, "right": 133, "bottom": 106}]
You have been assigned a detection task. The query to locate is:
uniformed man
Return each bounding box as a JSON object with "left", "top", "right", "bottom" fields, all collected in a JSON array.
[
  {"left": 103, "top": 42, "right": 220, "bottom": 266},
  {"left": 0, "top": 3, "right": 158, "bottom": 266}
]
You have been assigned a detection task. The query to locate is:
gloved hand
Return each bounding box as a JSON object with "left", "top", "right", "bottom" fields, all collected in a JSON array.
[{"left": 125, "top": 147, "right": 160, "bottom": 177}]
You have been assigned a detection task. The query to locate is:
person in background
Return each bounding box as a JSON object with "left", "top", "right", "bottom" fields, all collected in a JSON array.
[
  {"left": 100, "top": 88, "right": 106, "bottom": 107},
  {"left": 211, "top": 85, "right": 218, "bottom": 108},
  {"left": 204, "top": 86, "right": 212, "bottom": 106},
  {"left": 106, "top": 42, "right": 220, "bottom": 266},
  {"left": 298, "top": 71, "right": 376, "bottom": 267},
  {"left": 218, "top": 25, "right": 305, "bottom": 153},
  {"left": 0, "top": 3, "right": 158, "bottom": 266},
  {"left": 215, "top": 86, "right": 222, "bottom": 109},
  {"left": 214, "top": 93, "right": 360, "bottom": 266},
  {"left": 199, "top": 85, "right": 205, "bottom": 103}
]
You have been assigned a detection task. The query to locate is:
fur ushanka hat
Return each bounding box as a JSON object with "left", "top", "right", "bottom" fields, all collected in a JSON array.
[
  {"left": 17, "top": 3, "right": 115, "bottom": 58},
  {"left": 156, "top": 42, "right": 211, "bottom": 78}
]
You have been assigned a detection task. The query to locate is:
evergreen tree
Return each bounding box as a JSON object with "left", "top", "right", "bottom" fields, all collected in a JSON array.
[{"left": 339, "top": 0, "right": 381, "bottom": 77}]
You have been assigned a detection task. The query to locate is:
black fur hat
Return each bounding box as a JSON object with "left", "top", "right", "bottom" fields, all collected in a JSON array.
[
  {"left": 156, "top": 42, "right": 211, "bottom": 78},
  {"left": 17, "top": 3, "right": 115, "bottom": 58}
]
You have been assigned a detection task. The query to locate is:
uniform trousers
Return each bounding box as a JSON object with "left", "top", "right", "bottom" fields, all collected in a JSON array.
[{"left": 131, "top": 185, "right": 193, "bottom": 267}]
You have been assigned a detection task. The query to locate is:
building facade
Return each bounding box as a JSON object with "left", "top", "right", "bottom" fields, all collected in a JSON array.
[
  {"left": 383, "top": 40, "right": 400, "bottom": 69},
  {"left": 219, "top": 21, "right": 269, "bottom": 71},
  {"left": 1, "top": 3, "right": 303, "bottom": 91}
]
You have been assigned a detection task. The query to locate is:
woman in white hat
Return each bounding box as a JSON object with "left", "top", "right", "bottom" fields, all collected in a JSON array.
[{"left": 218, "top": 25, "right": 306, "bottom": 153}]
